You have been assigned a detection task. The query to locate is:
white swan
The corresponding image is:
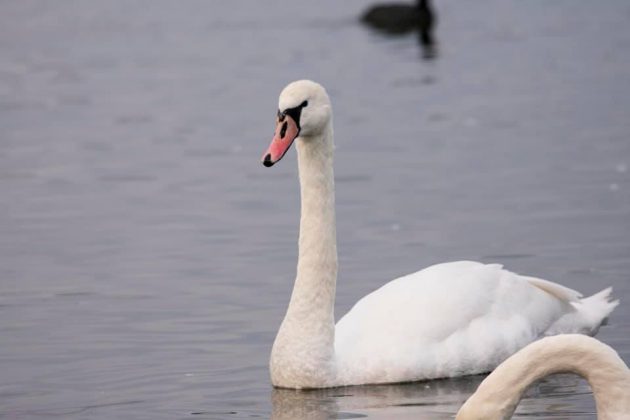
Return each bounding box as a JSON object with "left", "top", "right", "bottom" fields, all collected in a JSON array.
[
  {"left": 456, "top": 334, "right": 630, "bottom": 420},
  {"left": 261, "top": 80, "right": 619, "bottom": 389}
]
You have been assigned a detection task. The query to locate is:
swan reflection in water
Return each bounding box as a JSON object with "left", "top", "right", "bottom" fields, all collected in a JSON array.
[
  {"left": 271, "top": 372, "right": 600, "bottom": 419},
  {"left": 271, "top": 375, "right": 483, "bottom": 420},
  {"left": 360, "top": 0, "right": 437, "bottom": 59}
]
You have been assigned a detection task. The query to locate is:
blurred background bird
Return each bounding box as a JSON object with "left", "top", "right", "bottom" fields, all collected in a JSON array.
[{"left": 361, "top": 0, "right": 437, "bottom": 58}]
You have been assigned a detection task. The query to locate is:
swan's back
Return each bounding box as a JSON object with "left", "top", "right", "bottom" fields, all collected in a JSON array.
[{"left": 334, "top": 261, "right": 579, "bottom": 385}]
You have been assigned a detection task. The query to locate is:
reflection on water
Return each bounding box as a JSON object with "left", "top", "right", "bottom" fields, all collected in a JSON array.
[
  {"left": 361, "top": 0, "right": 437, "bottom": 59},
  {"left": 271, "top": 373, "right": 596, "bottom": 419},
  {"left": 271, "top": 377, "right": 482, "bottom": 420}
]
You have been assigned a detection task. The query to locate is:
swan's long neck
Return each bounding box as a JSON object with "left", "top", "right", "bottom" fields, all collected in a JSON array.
[
  {"left": 270, "top": 121, "right": 338, "bottom": 388},
  {"left": 458, "top": 335, "right": 630, "bottom": 419},
  {"left": 293, "top": 123, "right": 337, "bottom": 321}
]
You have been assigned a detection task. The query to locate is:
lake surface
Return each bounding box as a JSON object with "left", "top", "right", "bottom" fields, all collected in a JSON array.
[{"left": 1, "top": 1, "right": 629, "bottom": 419}]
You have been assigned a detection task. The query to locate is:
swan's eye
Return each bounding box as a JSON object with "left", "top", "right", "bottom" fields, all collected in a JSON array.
[{"left": 301, "top": 100, "right": 308, "bottom": 108}]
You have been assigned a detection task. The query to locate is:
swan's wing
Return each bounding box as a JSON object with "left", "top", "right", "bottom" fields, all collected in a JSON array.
[
  {"left": 334, "top": 261, "right": 572, "bottom": 384},
  {"left": 521, "top": 275, "right": 582, "bottom": 301}
]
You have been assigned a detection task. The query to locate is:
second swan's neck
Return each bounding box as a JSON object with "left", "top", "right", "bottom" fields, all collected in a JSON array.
[
  {"left": 457, "top": 334, "right": 630, "bottom": 419},
  {"left": 270, "top": 122, "right": 338, "bottom": 388}
]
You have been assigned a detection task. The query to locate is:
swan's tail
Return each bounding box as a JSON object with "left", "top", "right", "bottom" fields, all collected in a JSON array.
[
  {"left": 577, "top": 287, "right": 620, "bottom": 332},
  {"left": 546, "top": 287, "right": 619, "bottom": 336}
]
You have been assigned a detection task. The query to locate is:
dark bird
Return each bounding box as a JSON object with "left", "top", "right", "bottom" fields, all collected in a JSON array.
[{"left": 361, "top": 0, "right": 437, "bottom": 58}]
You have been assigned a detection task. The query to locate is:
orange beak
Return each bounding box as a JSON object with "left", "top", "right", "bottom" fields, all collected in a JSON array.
[{"left": 261, "top": 113, "right": 300, "bottom": 167}]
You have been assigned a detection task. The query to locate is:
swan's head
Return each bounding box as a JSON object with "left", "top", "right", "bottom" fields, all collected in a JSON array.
[{"left": 262, "top": 80, "right": 332, "bottom": 167}]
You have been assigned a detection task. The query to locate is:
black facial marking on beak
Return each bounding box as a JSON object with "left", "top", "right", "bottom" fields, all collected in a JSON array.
[
  {"left": 280, "top": 121, "right": 288, "bottom": 139},
  {"left": 263, "top": 153, "right": 274, "bottom": 167},
  {"left": 278, "top": 100, "right": 309, "bottom": 132},
  {"left": 284, "top": 106, "right": 302, "bottom": 129}
]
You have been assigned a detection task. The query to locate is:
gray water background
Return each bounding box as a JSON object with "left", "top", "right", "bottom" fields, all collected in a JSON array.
[{"left": 1, "top": 1, "right": 629, "bottom": 419}]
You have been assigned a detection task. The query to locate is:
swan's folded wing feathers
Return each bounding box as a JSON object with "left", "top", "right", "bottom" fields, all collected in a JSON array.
[
  {"left": 334, "top": 261, "right": 571, "bottom": 383},
  {"left": 523, "top": 276, "right": 582, "bottom": 302},
  {"left": 337, "top": 261, "right": 497, "bottom": 342}
]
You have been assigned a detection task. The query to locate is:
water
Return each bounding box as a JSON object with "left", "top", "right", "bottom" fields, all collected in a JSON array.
[{"left": 1, "top": 1, "right": 629, "bottom": 419}]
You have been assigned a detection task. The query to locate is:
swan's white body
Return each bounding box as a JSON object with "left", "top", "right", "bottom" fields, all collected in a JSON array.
[
  {"left": 263, "top": 80, "right": 619, "bottom": 389},
  {"left": 456, "top": 334, "right": 630, "bottom": 420}
]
